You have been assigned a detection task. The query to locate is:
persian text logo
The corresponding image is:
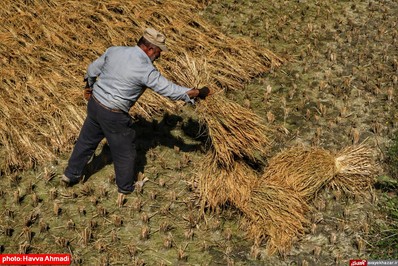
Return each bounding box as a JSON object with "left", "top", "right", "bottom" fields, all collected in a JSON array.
[{"left": 350, "top": 260, "right": 368, "bottom": 266}]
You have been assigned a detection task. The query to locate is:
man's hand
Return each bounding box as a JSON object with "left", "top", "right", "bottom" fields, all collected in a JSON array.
[
  {"left": 83, "top": 88, "right": 92, "bottom": 101},
  {"left": 83, "top": 78, "right": 93, "bottom": 101},
  {"left": 197, "top": 86, "right": 210, "bottom": 99}
]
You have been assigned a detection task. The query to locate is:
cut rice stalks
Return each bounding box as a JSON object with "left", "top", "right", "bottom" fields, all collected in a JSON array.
[
  {"left": 263, "top": 145, "right": 336, "bottom": 200},
  {"left": 264, "top": 143, "right": 378, "bottom": 200},
  {"left": 239, "top": 180, "right": 310, "bottom": 256},
  {"left": 0, "top": 0, "right": 282, "bottom": 173},
  {"left": 173, "top": 53, "right": 273, "bottom": 168},
  {"left": 196, "top": 151, "right": 309, "bottom": 256},
  {"left": 330, "top": 143, "right": 378, "bottom": 195},
  {"left": 196, "top": 139, "right": 377, "bottom": 256},
  {"left": 197, "top": 151, "right": 259, "bottom": 212},
  {"left": 196, "top": 93, "right": 272, "bottom": 169}
]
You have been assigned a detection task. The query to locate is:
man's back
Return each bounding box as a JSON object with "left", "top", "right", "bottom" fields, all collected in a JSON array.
[{"left": 91, "top": 46, "right": 152, "bottom": 112}]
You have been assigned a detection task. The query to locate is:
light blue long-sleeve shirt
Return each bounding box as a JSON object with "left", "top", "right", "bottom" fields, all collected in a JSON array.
[{"left": 85, "top": 46, "right": 193, "bottom": 113}]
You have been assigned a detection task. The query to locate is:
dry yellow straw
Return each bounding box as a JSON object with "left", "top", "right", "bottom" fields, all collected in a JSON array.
[
  {"left": 264, "top": 143, "right": 377, "bottom": 200},
  {"left": 330, "top": 143, "right": 377, "bottom": 195},
  {"left": 263, "top": 146, "right": 336, "bottom": 200},
  {"left": 0, "top": 0, "right": 282, "bottom": 173},
  {"left": 239, "top": 180, "right": 309, "bottom": 256},
  {"left": 195, "top": 94, "right": 272, "bottom": 168},
  {"left": 172, "top": 53, "right": 273, "bottom": 168},
  {"left": 196, "top": 150, "right": 309, "bottom": 256},
  {"left": 197, "top": 151, "right": 259, "bottom": 211},
  {"left": 196, "top": 135, "right": 376, "bottom": 256}
]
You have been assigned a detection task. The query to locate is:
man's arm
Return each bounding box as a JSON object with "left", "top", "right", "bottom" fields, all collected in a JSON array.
[
  {"left": 84, "top": 49, "right": 109, "bottom": 87},
  {"left": 145, "top": 69, "right": 209, "bottom": 102}
]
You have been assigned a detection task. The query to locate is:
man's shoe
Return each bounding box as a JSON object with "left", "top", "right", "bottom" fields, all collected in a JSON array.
[{"left": 61, "top": 174, "right": 80, "bottom": 186}]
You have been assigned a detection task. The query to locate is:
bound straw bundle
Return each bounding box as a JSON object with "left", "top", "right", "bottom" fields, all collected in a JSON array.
[
  {"left": 196, "top": 94, "right": 272, "bottom": 168},
  {"left": 263, "top": 146, "right": 336, "bottom": 200},
  {"left": 263, "top": 143, "right": 377, "bottom": 200},
  {"left": 329, "top": 143, "right": 377, "bottom": 195},
  {"left": 197, "top": 151, "right": 259, "bottom": 211},
  {"left": 172, "top": 53, "right": 273, "bottom": 169},
  {"left": 239, "top": 181, "right": 309, "bottom": 256}
]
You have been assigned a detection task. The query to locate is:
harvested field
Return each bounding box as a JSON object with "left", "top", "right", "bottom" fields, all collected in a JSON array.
[{"left": 1, "top": 0, "right": 397, "bottom": 265}]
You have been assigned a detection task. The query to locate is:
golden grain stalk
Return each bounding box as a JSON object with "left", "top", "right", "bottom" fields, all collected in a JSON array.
[
  {"left": 197, "top": 151, "right": 259, "bottom": 211},
  {"left": 239, "top": 181, "right": 309, "bottom": 256},
  {"left": 330, "top": 143, "right": 377, "bottom": 195},
  {"left": 263, "top": 145, "right": 336, "bottom": 200},
  {"left": 173, "top": 53, "right": 273, "bottom": 168}
]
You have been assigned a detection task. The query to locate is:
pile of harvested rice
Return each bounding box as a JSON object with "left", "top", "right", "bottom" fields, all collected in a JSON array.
[
  {"left": 196, "top": 151, "right": 309, "bottom": 256},
  {"left": 196, "top": 141, "right": 378, "bottom": 256},
  {"left": 0, "top": 0, "right": 282, "bottom": 173},
  {"left": 263, "top": 145, "right": 336, "bottom": 200},
  {"left": 176, "top": 51, "right": 379, "bottom": 257}
]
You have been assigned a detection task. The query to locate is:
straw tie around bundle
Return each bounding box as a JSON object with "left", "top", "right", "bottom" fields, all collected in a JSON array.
[{"left": 330, "top": 143, "right": 378, "bottom": 195}]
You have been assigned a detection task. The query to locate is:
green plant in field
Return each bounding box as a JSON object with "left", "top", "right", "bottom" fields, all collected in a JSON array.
[
  {"left": 370, "top": 193, "right": 398, "bottom": 259},
  {"left": 370, "top": 135, "right": 398, "bottom": 259},
  {"left": 385, "top": 134, "right": 398, "bottom": 179}
]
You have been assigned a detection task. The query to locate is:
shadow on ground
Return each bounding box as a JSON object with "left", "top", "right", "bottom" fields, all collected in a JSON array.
[{"left": 79, "top": 113, "right": 204, "bottom": 184}]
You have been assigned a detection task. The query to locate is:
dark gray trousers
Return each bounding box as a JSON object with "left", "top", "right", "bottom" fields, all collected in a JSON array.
[{"left": 64, "top": 96, "right": 136, "bottom": 193}]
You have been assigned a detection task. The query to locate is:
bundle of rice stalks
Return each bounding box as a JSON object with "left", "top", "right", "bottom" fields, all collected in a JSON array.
[
  {"left": 239, "top": 181, "right": 309, "bottom": 256},
  {"left": 197, "top": 151, "right": 259, "bottom": 211},
  {"left": 197, "top": 93, "right": 272, "bottom": 168},
  {"left": 173, "top": 53, "right": 273, "bottom": 168},
  {"left": 264, "top": 143, "right": 378, "bottom": 200},
  {"left": 329, "top": 143, "right": 378, "bottom": 195},
  {"left": 196, "top": 151, "right": 308, "bottom": 256},
  {"left": 263, "top": 146, "right": 336, "bottom": 200}
]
